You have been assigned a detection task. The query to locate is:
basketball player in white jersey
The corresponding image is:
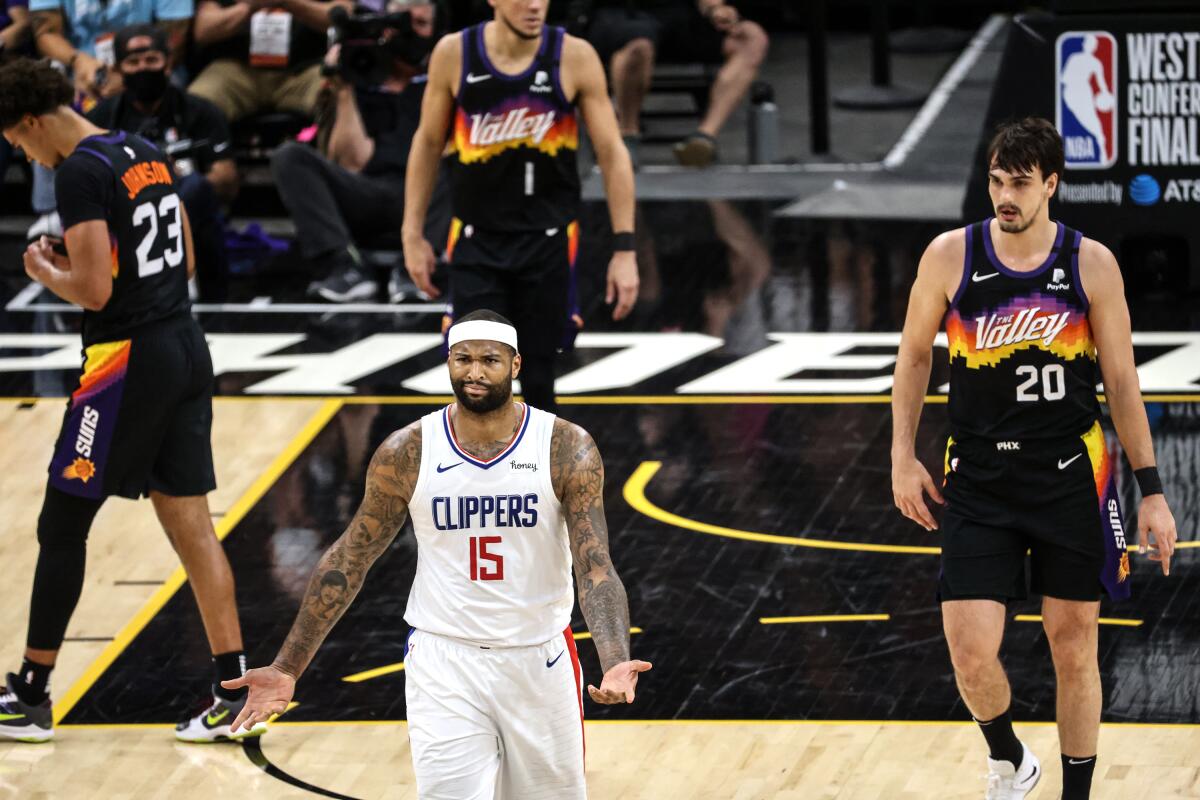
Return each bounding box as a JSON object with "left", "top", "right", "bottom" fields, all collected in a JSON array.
[{"left": 224, "top": 309, "right": 651, "bottom": 798}]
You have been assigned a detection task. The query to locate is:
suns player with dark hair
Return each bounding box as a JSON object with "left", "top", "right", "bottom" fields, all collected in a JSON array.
[
  {"left": 402, "top": 0, "right": 638, "bottom": 415},
  {"left": 892, "top": 116, "right": 1177, "bottom": 800},
  {"left": 0, "top": 58, "right": 259, "bottom": 744}
]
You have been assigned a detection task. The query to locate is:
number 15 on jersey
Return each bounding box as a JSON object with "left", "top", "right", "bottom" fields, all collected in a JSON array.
[{"left": 469, "top": 535, "right": 504, "bottom": 581}]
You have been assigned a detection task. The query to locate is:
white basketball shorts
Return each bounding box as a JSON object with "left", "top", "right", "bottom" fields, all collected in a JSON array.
[{"left": 404, "top": 627, "right": 587, "bottom": 800}]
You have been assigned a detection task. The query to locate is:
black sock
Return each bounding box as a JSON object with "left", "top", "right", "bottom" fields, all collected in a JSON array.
[
  {"left": 974, "top": 709, "right": 1024, "bottom": 767},
  {"left": 13, "top": 659, "right": 53, "bottom": 704},
  {"left": 212, "top": 651, "right": 247, "bottom": 702},
  {"left": 1062, "top": 754, "right": 1096, "bottom": 799}
]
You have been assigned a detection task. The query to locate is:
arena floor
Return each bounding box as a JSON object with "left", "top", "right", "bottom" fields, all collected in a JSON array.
[{"left": 2, "top": 205, "right": 1197, "bottom": 798}]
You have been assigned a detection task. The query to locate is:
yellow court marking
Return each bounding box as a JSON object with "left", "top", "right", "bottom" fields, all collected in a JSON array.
[
  {"left": 54, "top": 718, "right": 1200, "bottom": 730},
  {"left": 51, "top": 399, "right": 345, "bottom": 725},
  {"left": 760, "top": 614, "right": 890, "bottom": 625},
  {"left": 1014, "top": 615, "right": 1144, "bottom": 628},
  {"left": 340, "top": 628, "right": 646, "bottom": 683},
  {"left": 342, "top": 663, "right": 405, "bottom": 683},
  {"left": 625, "top": 462, "right": 1200, "bottom": 553},
  {"left": 624, "top": 461, "right": 942, "bottom": 555}
]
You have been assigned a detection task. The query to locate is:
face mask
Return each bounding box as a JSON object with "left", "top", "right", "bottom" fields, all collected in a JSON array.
[{"left": 124, "top": 68, "right": 168, "bottom": 104}]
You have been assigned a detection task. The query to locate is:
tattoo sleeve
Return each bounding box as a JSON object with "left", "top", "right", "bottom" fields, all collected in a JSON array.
[
  {"left": 552, "top": 419, "right": 632, "bottom": 673},
  {"left": 272, "top": 423, "right": 422, "bottom": 678}
]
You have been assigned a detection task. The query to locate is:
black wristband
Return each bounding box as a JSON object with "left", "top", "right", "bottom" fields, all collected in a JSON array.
[
  {"left": 613, "top": 231, "right": 635, "bottom": 251},
  {"left": 1134, "top": 466, "right": 1163, "bottom": 497}
]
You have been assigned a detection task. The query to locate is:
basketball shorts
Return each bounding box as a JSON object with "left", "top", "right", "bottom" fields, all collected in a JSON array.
[
  {"left": 443, "top": 220, "right": 582, "bottom": 356},
  {"left": 47, "top": 315, "right": 216, "bottom": 501},
  {"left": 939, "top": 421, "right": 1131, "bottom": 604},
  {"left": 404, "top": 627, "right": 586, "bottom": 800}
]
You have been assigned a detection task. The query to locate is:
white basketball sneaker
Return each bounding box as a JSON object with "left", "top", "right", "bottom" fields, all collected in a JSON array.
[
  {"left": 175, "top": 693, "right": 267, "bottom": 743},
  {"left": 985, "top": 743, "right": 1041, "bottom": 799}
]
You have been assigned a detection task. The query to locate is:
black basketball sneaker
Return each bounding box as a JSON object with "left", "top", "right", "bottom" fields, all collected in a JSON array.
[
  {"left": 0, "top": 674, "right": 54, "bottom": 743},
  {"left": 175, "top": 692, "right": 268, "bottom": 743}
]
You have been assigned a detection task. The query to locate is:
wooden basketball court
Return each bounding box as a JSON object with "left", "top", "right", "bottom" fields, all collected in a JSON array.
[{"left": 1, "top": 395, "right": 1196, "bottom": 799}]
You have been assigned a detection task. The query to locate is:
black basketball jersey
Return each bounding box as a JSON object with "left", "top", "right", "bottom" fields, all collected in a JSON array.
[
  {"left": 450, "top": 23, "right": 580, "bottom": 230},
  {"left": 945, "top": 218, "right": 1101, "bottom": 440},
  {"left": 59, "top": 131, "right": 190, "bottom": 346}
]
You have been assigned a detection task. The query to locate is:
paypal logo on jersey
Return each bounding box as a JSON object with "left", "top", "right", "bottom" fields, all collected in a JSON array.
[{"left": 1056, "top": 31, "right": 1118, "bottom": 169}]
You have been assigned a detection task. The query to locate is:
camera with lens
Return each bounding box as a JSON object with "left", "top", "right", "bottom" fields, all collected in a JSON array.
[{"left": 326, "top": 5, "right": 434, "bottom": 87}]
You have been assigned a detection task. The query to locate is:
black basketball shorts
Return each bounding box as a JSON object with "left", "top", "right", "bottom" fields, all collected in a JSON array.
[
  {"left": 442, "top": 219, "right": 582, "bottom": 357},
  {"left": 938, "top": 421, "right": 1131, "bottom": 604},
  {"left": 47, "top": 315, "right": 217, "bottom": 500}
]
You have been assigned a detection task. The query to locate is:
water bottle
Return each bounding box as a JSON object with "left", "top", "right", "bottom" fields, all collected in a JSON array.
[{"left": 748, "top": 81, "right": 779, "bottom": 165}]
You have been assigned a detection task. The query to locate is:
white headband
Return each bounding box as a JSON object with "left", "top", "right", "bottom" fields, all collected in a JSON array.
[{"left": 447, "top": 320, "right": 519, "bottom": 351}]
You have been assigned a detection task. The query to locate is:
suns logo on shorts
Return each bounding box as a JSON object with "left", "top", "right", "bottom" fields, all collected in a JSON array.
[
  {"left": 1116, "top": 551, "right": 1131, "bottom": 583},
  {"left": 62, "top": 457, "right": 97, "bottom": 483},
  {"left": 1056, "top": 31, "right": 1118, "bottom": 169}
]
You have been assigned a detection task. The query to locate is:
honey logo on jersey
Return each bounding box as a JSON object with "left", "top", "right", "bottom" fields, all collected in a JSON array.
[
  {"left": 62, "top": 456, "right": 97, "bottom": 483},
  {"left": 1056, "top": 31, "right": 1118, "bottom": 169}
]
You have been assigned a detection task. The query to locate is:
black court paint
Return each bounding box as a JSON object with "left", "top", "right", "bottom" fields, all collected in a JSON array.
[{"left": 242, "top": 736, "right": 366, "bottom": 800}]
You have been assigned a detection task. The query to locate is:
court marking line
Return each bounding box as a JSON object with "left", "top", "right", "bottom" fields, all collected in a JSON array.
[
  {"left": 339, "top": 628, "right": 646, "bottom": 683},
  {"left": 625, "top": 461, "right": 942, "bottom": 555},
  {"left": 760, "top": 615, "right": 890, "bottom": 624},
  {"left": 51, "top": 399, "right": 344, "bottom": 725},
  {"left": 625, "top": 461, "right": 1200, "bottom": 552},
  {"left": 242, "top": 736, "right": 365, "bottom": 800},
  {"left": 1015, "top": 614, "right": 1144, "bottom": 627},
  {"left": 55, "top": 719, "right": 1200, "bottom": 729}
]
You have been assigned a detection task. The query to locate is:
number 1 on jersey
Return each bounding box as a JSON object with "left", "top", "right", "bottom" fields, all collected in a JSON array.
[
  {"left": 524, "top": 161, "right": 534, "bottom": 196},
  {"left": 469, "top": 535, "right": 504, "bottom": 581}
]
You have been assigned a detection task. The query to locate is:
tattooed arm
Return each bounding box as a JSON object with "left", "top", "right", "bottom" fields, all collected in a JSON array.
[
  {"left": 551, "top": 418, "right": 651, "bottom": 704},
  {"left": 224, "top": 422, "right": 422, "bottom": 731}
]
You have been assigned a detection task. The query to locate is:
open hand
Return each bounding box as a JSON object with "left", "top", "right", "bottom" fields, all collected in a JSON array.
[
  {"left": 587, "top": 659, "right": 652, "bottom": 704},
  {"left": 220, "top": 665, "right": 296, "bottom": 733}
]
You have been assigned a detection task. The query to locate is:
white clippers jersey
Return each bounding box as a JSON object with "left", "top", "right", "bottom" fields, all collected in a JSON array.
[{"left": 405, "top": 403, "right": 573, "bottom": 647}]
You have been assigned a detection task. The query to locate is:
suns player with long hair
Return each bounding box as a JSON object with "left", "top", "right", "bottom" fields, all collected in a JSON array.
[{"left": 891, "top": 117, "right": 1177, "bottom": 800}]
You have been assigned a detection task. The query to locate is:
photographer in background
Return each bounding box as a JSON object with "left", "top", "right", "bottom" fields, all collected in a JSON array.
[
  {"left": 273, "top": 0, "right": 440, "bottom": 303},
  {"left": 88, "top": 24, "right": 236, "bottom": 300}
]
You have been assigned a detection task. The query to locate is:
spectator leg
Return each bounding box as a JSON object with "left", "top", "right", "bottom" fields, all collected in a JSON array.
[
  {"left": 176, "top": 172, "right": 230, "bottom": 303},
  {"left": 274, "top": 64, "right": 324, "bottom": 118},
  {"left": 610, "top": 37, "right": 656, "bottom": 136},
  {"left": 270, "top": 142, "right": 401, "bottom": 262},
  {"left": 698, "top": 20, "right": 769, "bottom": 138},
  {"left": 188, "top": 59, "right": 265, "bottom": 124}
]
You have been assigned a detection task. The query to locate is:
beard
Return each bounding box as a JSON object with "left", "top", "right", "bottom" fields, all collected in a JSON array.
[
  {"left": 452, "top": 375, "right": 513, "bottom": 414},
  {"left": 995, "top": 196, "right": 1043, "bottom": 233}
]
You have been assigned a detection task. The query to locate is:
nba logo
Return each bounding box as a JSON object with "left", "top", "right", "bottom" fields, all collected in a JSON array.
[{"left": 1056, "top": 31, "right": 1118, "bottom": 169}]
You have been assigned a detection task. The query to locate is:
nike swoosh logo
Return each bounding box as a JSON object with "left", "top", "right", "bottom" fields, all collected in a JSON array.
[
  {"left": 0, "top": 713, "right": 25, "bottom": 722},
  {"left": 1058, "top": 454, "right": 1083, "bottom": 470},
  {"left": 972, "top": 271, "right": 1000, "bottom": 282},
  {"left": 206, "top": 708, "right": 230, "bottom": 726},
  {"left": 1067, "top": 758, "right": 1094, "bottom": 765},
  {"left": 437, "top": 462, "right": 463, "bottom": 473},
  {"left": 546, "top": 650, "right": 565, "bottom": 668},
  {"left": 466, "top": 73, "right": 491, "bottom": 84}
]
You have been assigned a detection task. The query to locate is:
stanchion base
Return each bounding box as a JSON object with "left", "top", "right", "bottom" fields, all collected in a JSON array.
[{"left": 833, "top": 84, "right": 927, "bottom": 110}]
